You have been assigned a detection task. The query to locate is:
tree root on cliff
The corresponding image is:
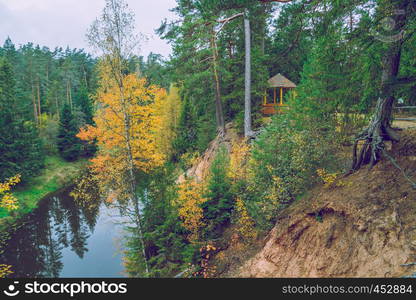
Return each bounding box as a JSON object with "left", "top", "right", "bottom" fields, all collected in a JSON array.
[
  {"left": 351, "top": 119, "right": 400, "bottom": 172},
  {"left": 349, "top": 109, "right": 416, "bottom": 189}
]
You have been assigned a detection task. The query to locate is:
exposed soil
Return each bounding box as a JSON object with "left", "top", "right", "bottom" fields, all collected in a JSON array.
[
  {"left": 177, "top": 123, "right": 238, "bottom": 183},
  {"left": 393, "top": 119, "right": 416, "bottom": 130},
  {"left": 224, "top": 129, "right": 416, "bottom": 278}
]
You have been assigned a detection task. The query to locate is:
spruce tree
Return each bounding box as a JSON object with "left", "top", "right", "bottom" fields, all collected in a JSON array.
[
  {"left": 172, "top": 96, "right": 198, "bottom": 159},
  {"left": 57, "top": 104, "right": 81, "bottom": 161},
  {"left": 74, "top": 84, "right": 94, "bottom": 125},
  {"left": 201, "top": 148, "right": 233, "bottom": 238},
  {"left": 74, "top": 84, "right": 97, "bottom": 156}
]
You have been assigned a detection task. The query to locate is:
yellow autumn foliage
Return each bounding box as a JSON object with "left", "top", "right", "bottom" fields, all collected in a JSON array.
[
  {"left": 228, "top": 139, "right": 250, "bottom": 182},
  {"left": 235, "top": 198, "right": 256, "bottom": 241},
  {"left": 77, "top": 69, "right": 166, "bottom": 201},
  {"left": 316, "top": 168, "right": 351, "bottom": 188},
  {"left": 0, "top": 174, "right": 21, "bottom": 211},
  {"left": 155, "top": 84, "right": 181, "bottom": 158},
  {"left": 176, "top": 179, "right": 207, "bottom": 242},
  {"left": 0, "top": 264, "right": 13, "bottom": 278}
]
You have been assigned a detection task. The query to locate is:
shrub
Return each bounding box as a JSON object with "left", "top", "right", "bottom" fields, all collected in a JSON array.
[
  {"left": 247, "top": 111, "right": 337, "bottom": 228},
  {"left": 234, "top": 198, "right": 256, "bottom": 241},
  {"left": 176, "top": 179, "right": 207, "bottom": 242}
]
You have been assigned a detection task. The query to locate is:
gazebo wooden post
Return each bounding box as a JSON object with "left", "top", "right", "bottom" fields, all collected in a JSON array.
[
  {"left": 273, "top": 88, "right": 276, "bottom": 104},
  {"left": 280, "top": 87, "right": 283, "bottom": 105}
]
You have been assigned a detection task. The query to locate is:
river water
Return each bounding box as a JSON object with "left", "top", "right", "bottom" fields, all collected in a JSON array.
[{"left": 0, "top": 186, "right": 127, "bottom": 278}]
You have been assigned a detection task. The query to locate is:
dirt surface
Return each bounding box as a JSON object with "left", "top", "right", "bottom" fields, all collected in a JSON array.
[
  {"left": 228, "top": 129, "right": 416, "bottom": 278},
  {"left": 394, "top": 119, "right": 416, "bottom": 129},
  {"left": 177, "top": 123, "right": 238, "bottom": 183}
]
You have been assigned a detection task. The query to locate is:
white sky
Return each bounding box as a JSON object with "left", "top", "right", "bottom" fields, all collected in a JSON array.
[{"left": 0, "top": 0, "right": 176, "bottom": 58}]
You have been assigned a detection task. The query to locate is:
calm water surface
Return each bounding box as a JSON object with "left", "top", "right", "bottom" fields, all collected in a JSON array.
[{"left": 0, "top": 186, "right": 127, "bottom": 278}]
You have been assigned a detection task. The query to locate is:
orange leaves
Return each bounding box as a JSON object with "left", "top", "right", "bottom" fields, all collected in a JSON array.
[
  {"left": 91, "top": 74, "right": 166, "bottom": 172},
  {"left": 78, "top": 71, "right": 167, "bottom": 201},
  {"left": 89, "top": 154, "right": 113, "bottom": 174},
  {"left": 198, "top": 244, "right": 218, "bottom": 278},
  {"left": 77, "top": 125, "right": 99, "bottom": 142}
]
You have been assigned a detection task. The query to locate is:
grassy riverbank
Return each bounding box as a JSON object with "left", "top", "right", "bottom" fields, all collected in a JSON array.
[{"left": 0, "top": 156, "right": 88, "bottom": 220}]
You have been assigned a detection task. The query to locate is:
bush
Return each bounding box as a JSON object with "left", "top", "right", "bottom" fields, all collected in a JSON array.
[{"left": 247, "top": 110, "right": 338, "bottom": 228}]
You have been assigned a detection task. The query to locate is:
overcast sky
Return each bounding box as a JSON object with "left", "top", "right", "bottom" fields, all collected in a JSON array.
[{"left": 0, "top": 0, "right": 176, "bottom": 58}]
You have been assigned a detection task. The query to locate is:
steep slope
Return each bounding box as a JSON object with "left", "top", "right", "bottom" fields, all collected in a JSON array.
[
  {"left": 232, "top": 129, "right": 416, "bottom": 278},
  {"left": 177, "top": 123, "right": 239, "bottom": 183}
]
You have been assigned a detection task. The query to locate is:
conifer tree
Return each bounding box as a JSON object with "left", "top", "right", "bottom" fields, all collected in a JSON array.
[
  {"left": 0, "top": 57, "right": 44, "bottom": 181},
  {"left": 57, "top": 104, "right": 81, "bottom": 161}
]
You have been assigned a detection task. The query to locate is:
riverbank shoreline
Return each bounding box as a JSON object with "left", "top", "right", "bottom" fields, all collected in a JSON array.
[{"left": 0, "top": 156, "right": 88, "bottom": 231}]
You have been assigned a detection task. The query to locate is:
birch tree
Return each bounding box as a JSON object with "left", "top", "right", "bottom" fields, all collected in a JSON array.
[{"left": 85, "top": 0, "right": 156, "bottom": 276}]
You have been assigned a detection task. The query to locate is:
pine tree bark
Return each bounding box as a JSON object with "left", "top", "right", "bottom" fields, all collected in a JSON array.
[
  {"left": 210, "top": 29, "right": 225, "bottom": 134},
  {"left": 69, "top": 79, "right": 73, "bottom": 111},
  {"left": 31, "top": 83, "right": 38, "bottom": 124},
  {"left": 351, "top": 0, "right": 408, "bottom": 171},
  {"left": 55, "top": 94, "right": 60, "bottom": 121},
  {"left": 37, "top": 78, "right": 41, "bottom": 124},
  {"left": 66, "top": 80, "right": 70, "bottom": 107},
  {"left": 244, "top": 9, "right": 253, "bottom": 137}
]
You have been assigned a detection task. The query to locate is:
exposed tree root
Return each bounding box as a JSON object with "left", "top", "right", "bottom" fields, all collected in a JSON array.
[
  {"left": 349, "top": 99, "right": 416, "bottom": 189},
  {"left": 382, "top": 148, "right": 416, "bottom": 189},
  {"left": 351, "top": 98, "right": 400, "bottom": 172}
]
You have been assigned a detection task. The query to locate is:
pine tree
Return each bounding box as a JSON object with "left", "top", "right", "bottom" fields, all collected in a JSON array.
[
  {"left": 201, "top": 147, "right": 233, "bottom": 238},
  {"left": 173, "top": 95, "right": 198, "bottom": 159},
  {"left": 74, "top": 83, "right": 97, "bottom": 156},
  {"left": 74, "top": 84, "right": 94, "bottom": 125},
  {"left": 0, "top": 57, "right": 44, "bottom": 182},
  {"left": 57, "top": 104, "right": 81, "bottom": 161}
]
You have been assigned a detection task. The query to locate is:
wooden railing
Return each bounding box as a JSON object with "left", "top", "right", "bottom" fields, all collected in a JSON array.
[{"left": 394, "top": 106, "right": 416, "bottom": 121}]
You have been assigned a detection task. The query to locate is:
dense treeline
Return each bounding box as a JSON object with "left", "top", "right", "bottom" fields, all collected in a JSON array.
[
  {"left": 0, "top": 39, "right": 98, "bottom": 182},
  {"left": 159, "top": 0, "right": 416, "bottom": 158},
  {"left": 133, "top": 0, "right": 416, "bottom": 277},
  {"left": 0, "top": 37, "right": 170, "bottom": 182},
  {"left": 1, "top": 0, "right": 415, "bottom": 279}
]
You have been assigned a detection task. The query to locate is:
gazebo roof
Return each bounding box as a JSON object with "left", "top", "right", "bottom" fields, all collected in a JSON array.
[{"left": 268, "top": 73, "right": 297, "bottom": 88}]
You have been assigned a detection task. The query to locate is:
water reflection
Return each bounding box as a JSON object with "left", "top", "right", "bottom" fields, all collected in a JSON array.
[{"left": 0, "top": 185, "right": 123, "bottom": 278}]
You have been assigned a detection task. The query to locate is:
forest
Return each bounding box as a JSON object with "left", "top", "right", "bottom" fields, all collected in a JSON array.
[{"left": 0, "top": 0, "right": 416, "bottom": 279}]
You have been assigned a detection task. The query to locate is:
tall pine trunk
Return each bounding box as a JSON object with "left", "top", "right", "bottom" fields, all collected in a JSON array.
[
  {"left": 351, "top": 0, "right": 408, "bottom": 171},
  {"left": 210, "top": 29, "right": 225, "bottom": 134},
  {"left": 31, "top": 83, "right": 38, "bottom": 124},
  {"left": 37, "top": 78, "right": 41, "bottom": 124},
  {"left": 244, "top": 9, "right": 253, "bottom": 137}
]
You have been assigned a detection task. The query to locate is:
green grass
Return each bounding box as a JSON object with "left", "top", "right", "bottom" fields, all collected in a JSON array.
[{"left": 0, "top": 156, "right": 88, "bottom": 219}]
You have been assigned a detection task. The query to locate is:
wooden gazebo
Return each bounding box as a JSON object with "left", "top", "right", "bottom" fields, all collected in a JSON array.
[{"left": 262, "top": 73, "right": 297, "bottom": 115}]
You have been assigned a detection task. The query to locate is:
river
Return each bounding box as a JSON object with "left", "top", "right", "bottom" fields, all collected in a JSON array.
[{"left": 0, "top": 186, "right": 127, "bottom": 278}]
